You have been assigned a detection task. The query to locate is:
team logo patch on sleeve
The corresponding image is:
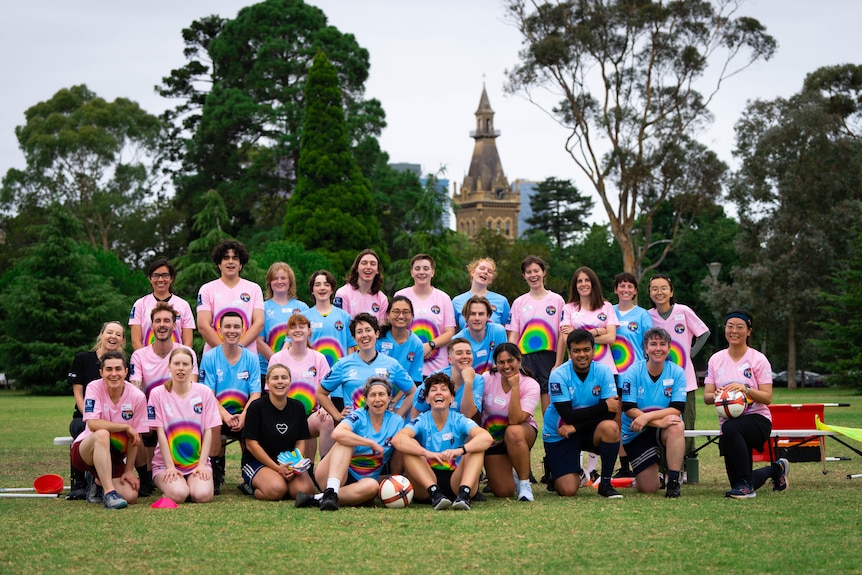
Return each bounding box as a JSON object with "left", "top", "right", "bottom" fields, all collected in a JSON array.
[
  {"left": 621, "top": 381, "right": 630, "bottom": 395},
  {"left": 334, "top": 297, "right": 343, "bottom": 308},
  {"left": 147, "top": 405, "right": 156, "bottom": 420},
  {"left": 549, "top": 382, "right": 562, "bottom": 396},
  {"left": 84, "top": 399, "right": 96, "bottom": 413},
  {"left": 129, "top": 307, "right": 136, "bottom": 319}
]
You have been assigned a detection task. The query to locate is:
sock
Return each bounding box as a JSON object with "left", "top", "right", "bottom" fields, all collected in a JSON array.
[
  {"left": 667, "top": 470, "right": 680, "bottom": 483},
  {"left": 326, "top": 478, "right": 341, "bottom": 495},
  {"left": 136, "top": 465, "right": 151, "bottom": 483},
  {"left": 458, "top": 485, "right": 471, "bottom": 499},
  {"left": 619, "top": 455, "right": 631, "bottom": 472},
  {"left": 586, "top": 452, "right": 598, "bottom": 474},
  {"left": 599, "top": 441, "right": 619, "bottom": 482},
  {"left": 313, "top": 493, "right": 323, "bottom": 501},
  {"left": 428, "top": 484, "right": 440, "bottom": 497},
  {"left": 518, "top": 479, "right": 531, "bottom": 493}
]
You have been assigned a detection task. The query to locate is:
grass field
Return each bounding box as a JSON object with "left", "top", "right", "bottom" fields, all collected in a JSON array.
[{"left": 2, "top": 387, "right": 861, "bottom": 574}]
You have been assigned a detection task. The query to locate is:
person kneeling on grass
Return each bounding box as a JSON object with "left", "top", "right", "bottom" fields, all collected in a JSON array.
[
  {"left": 149, "top": 348, "right": 220, "bottom": 504},
  {"left": 239, "top": 364, "right": 316, "bottom": 501},
  {"left": 296, "top": 376, "right": 405, "bottom": 511},
  {"left": 70, "top": 351, "right": 148, "bottom": 509},
  {"left": 392, "top": 373, "right": 493, "bottom": 511},
  {"left": 620, "top": 328, "right": 686, "bottom": 498}
]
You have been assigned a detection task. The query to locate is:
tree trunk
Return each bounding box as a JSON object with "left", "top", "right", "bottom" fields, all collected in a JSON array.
[{"left": 787, "top": 317, "right": 797, "bottom": 390}]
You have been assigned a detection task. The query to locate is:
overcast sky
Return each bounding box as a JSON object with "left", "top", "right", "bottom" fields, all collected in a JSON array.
[{"left": 1, "top": 1, "right": 859, "bottom": 223}]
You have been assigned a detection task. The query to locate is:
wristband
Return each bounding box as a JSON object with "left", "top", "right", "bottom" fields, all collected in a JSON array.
[{"left": 461, "top": 446, "right": 467, "bottom": 456}]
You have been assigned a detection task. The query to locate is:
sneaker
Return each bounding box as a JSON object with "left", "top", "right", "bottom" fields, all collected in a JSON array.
[
  {"left": 773, "top": 458, "right": 790, "bottom": 492},
  {"left": 237, "top": 482, "right": 255, "bottom": 497},
  {"left": 518, "top": 483, "right": 534, "bottom": 502},
  {"left": 579, "top": 470, "right": 590, "bottom": 487},
  {"left": 294, "top": 491, "right": 319, "bottom": 508},
  {"left": 452, "top": 493, "right": 471, "bottom": 510},
  {"left": 471, "top": 490, "right": 488, "bottom": 502},
  {"left": 102, "top": 490, "right": 128, "bottom": 509},
  {"left": 430, "top": 491, "right": 452, "bottom": 511},
  {"left": 319, "top": 488, "right": 339, "bottom": 511},
  {"left": 589, "top": 470, "right": 599, "bottom": 485},
  {"left": 725, "top": 481, "right": 756, "bottom": 499},
  {"left": 85, "top": 472, "right": 103, "bottom": 504},
  {"left": 598, "top": 482, "right": 624, "bottom": 499},
  {"left": 665, "top": 479, "right": 681, "bottom": 499},
  {"left": 613, "top": 467, "right": 634, "bottom": 479}
]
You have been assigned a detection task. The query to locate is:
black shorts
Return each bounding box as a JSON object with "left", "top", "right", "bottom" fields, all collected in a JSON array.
[
  {"left": 522, "top": 351, "right": 555, "bottom": 394},
  {"left": 544, "top": 423, "right": 601, "bottom": 479},
  {"left": 433, "top": 468, "right": 456, "bottom": 499},
  {"left": 221, "top": 424, "right": 242, "bottom": 440},
  {"left": 624, "top": 428, "right": 662, "bottom": 476},
  {"left": 332, "top": 396, "right": 345, "bottom": 413},
  {"left": 486, "top": 441, "right": 508, "bottom": 457},
  {"left": 142, "top": 430, "right": 158, "bottom": 448}
]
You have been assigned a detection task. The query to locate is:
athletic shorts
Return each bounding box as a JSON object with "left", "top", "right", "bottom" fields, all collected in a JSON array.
[
  {"left": 142, "top": 430, "right": 158, "bottom": 448},
  {"left": 544, "top": 423, "right": 601, "bottom": 479},
  {"left": 70, "top": 441, "right": 125, "bottom": 478},
  {"left": 241, "top": 459, "right": 266, "bottom": 486},
  {"left": 221, "top": 423, "right": 242, "bottom": 440},
  {"left": 522, "top": 351, "right": 555, "bottom": 394},
  {"left": 433, "top": 468, "right": 456, "bottom": 499},
  {"left": 486, "top": 441, "right": 508, "bottom": 457},
  {"left": 624, "top": 428, "right": 663, "bottom": 476}
]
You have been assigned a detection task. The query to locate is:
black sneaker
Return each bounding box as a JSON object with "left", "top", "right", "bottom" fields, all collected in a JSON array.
[
  {"left": 452, "top": 493, "right": 471, "bottom": 511},
  {"left": 589, "top": 470, "right": 599, "bottom": 485},
  {"left": 430, "top": 491, "right": 452, "bottom": 511},
  {"left": 237, "top": 482, "right": 255, "bottom": 497},
  {"left": 725, "top": 481, "right": 756, "bottom": 499},
  {"left": 295, "top": 491, "right": 319, "bottom": 508},
  {"left": 665, "top": 479, "right": 681, "bottom": 499},
  {"left": 85, "top": 472, "right": 103, "bottom": 504},
  {"left": 471, "top": 491, "right": 488, "bottom": 502},
  {"left": 320, "top": 488, "right": 339, "bottom": 511},
  {"left": 773, "top": 458, "right": 790, "bottom": 492},
  {"left": 613, "top": 467, "right": 634, "bottom": 479},
  {"left": 597, "top": 482, "right": 624, "bottom": 499}
]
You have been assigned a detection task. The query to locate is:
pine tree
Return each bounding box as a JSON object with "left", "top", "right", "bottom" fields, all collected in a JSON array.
[
  {"left": 283, "top": 50, "right": 382, "bottom": 272},
  {"left": 524, "top": 177, "right": 594, "bottom": 249}
]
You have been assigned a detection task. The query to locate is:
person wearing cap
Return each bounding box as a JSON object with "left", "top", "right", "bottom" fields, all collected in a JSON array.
[{"left": 296, "top": 376, "right": 405, "bottom": 511}]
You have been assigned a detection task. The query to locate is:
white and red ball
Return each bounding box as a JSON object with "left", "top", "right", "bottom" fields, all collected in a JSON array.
[
  {"left": 378, "top": 475, "right": 414, "bottom": 508},
  {"left": 715, "top": 386, "right": 749, "bottom": 419}
]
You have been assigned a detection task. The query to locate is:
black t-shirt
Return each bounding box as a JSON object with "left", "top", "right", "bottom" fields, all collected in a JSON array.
[
  {"left": 241, "top": 395, "right": 310, "bottom": 467},
  {"left": 68, "top": 351, "right": 101, "bottom": 418}
]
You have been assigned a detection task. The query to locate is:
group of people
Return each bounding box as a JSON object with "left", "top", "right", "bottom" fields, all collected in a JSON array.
[{"left": 65, "top": 241, "right": 789, "bottom": 510}]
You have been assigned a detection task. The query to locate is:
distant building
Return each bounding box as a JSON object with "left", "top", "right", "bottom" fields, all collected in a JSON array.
[
  {"left": 453, "top": 85, "right": 520, "bottom": 240},
  {"left": 513, "top": 179, "right": 539, "bottom": 238}
]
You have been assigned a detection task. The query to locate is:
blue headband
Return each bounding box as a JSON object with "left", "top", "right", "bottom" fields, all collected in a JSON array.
[{"left": 724, "top": 311, "right": 752, "bottom": 328}]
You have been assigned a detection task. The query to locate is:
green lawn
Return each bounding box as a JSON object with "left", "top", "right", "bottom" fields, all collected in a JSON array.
[{"left": 1, "top": 387, "right": 861, "bottom": 574}]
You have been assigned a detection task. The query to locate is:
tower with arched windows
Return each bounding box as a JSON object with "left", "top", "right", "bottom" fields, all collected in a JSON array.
[{"left": 453, "top": 85, "right": 520, "bottom": 240}]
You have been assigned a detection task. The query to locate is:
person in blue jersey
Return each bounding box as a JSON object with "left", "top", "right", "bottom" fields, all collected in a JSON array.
[
  {"left": 543, "top": 329, "right": 623, "bottom": 498},
  {"left": 452, "top": 258, "right": 511, "bottom": 329},
  {"left": 393, "top": 373, "right": 494, "bottom": 511},
  {"left": 256, "top": 262, "right": 309, "bottom": 385},
  {"left": 377, "top": 296, "right": 424, "bottom": 412},
  {"left": 296, "top": 377, "right": 405, "bottom": 511},
  {"left": 620, "top": 328, "right": 686, "bottom": 498},
  {"left": 611, "top": 272, "right": 653, "bottom": 478},
  {"left": 453, "top": 296, "right": 508, "bottom": 375},
  {"left": 199, "top": 311, "right": 261, "bottom": 494},
  {"left": 411, "top": 338, "right": 484, "bottom": 421},
  {"left": 316, "top": 313, "right": 415, "bottom": 423}
]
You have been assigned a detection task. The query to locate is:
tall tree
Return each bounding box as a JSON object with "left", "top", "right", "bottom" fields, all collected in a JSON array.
[
  {"left": 283, "top": 50, "right": 383, "bottom": 272},
  {"left": 1, "top": 85, "right": 163, "bottom": 263},
  {"left": 524, "top": 176, "right": 594, "bottom": 249},
  {"left": 504, "top": 0, "right": 774, "bottom": 276},
  {"left": 158, "top": 0, "right": 386, "bottom": 241},
  {"left": 0, "top": 205, "right": 128, "bottom": 393},
  {"left": 729, "top": 66, "right": 862, "bottom": 387}
]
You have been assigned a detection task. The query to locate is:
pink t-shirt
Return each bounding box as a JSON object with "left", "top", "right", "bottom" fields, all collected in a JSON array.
[
  {"left": 649, "top": 304, "right": 709, "bottom": 391},
  {"left": 394, "top": 286, "right": 456, "bottom": 375},
  {"left": 705, "top": 348, "right": 773, "bottom": 426},
  {"left": 334, "top": 284, "right": 388, "bottom": 324},
  {"left": 73, "top": 379, "right": 149, "bottom": 454},
  {"left": 560, "top": 300, "right": 620, "bottom": 373},
  {"left": 197, "top": 277, "right": 264, "bottom": 357},
  {"left": 480, "top": 371, "right": 540, "bottom": 445},
  {"left": 268, "top": 348, "right": 331, "bottom": 414},
  {"left": 505, "top": 291, "right": 565, "bottom": 354},
  {"left": 129, "top": 343, "right": 199, "bottom": 398},
  {"left": 128, "top": 293, "right": 196, "bottom": 346},
  {"left": 148, "top": 382, "right": 221, "bottom": 476}
]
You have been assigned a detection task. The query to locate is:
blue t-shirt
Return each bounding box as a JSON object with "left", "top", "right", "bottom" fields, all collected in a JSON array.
[
  {"left": 542, "top": 361, "right": 616, "bottom": 443},
  {"left": 612, "top": 305, "right": 653, "bottom": 375},
  {"left": 453, "top": 323, "right": 508, "bottom": 374},
  {"left": 200, "top": 345, "right": 261, "bottom": 415},
  {"left": 342, "top": 409, "right": 405, "bottom": 480},
  {"left": 302, "top": 307, "right": 356, "bottom": 368},
  {"left": 452, "top": 291, "right": 511, "bottom": 330},
  {"left": 406, "top": 410, "right": 478, "bottom": 470},
  {"left": 412, "top": 366, "right": 484, "bottom": 415},
  {"left": 620, "top": 360, "right": 686, "bottom": 444},
  {"left": 260, "top": 298, "right": 310, "bottom": 376},
  {"left": 377, "top": 330, "right": 424, "bottom": 410},
  {"left": 322, "top": 352, "right": 415, "bottom": 410}
]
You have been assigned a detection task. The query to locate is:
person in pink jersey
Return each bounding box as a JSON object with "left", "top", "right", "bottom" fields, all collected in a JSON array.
[
  {"left": 334, "top": 249, "right": 389, "bottom": 324},
  {"left": 648, "top": 273, "right": 710, "bottom": 458},
  {"left": 394, "top": 253, "right": 456, "bottom": 376},
  {"left": 557, "top": 266, "right": 619, "bottom": 374},
  {"left": 129, "top": 257, "right": 195, "bottom": 350},
  {"left": 506, "top": 255, "right": 565, "bottom": 413},
  {"left": 197, "top": 240, "right": 265, "bottom": 358},
  {"left": 481, "top": 343, "right": 540, "bottom": 502},
  {"left": 149, "top": 347, "right": 221, "bottom": 504},
  {"left": 129, "top": 302, "right": 199, "bottom": 497},
  {"left": 704, "top": 309, "right": 788, "bottom": 499},
  {"left": 269, "top": 313, "right": 333, "bottom": 461},
  {"left": 70, "top": 351, "right": 148, "bottom": 509}
]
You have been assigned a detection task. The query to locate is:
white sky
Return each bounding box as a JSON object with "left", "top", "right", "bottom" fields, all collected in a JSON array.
[{"left": 1, "top": 1, "right": 859, "bottom": 223}]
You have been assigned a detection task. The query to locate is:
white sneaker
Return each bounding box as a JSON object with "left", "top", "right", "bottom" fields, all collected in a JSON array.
[{"left": 518, "top": 482, "right": 534, "bottom": 502}]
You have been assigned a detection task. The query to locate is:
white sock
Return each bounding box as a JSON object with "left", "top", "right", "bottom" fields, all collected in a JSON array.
[
  {"left": 586, "top": 453, "right": 598, "bottom": 474},
  {"left": 326, "top": 478, "right": 341, "bottom": 495}
]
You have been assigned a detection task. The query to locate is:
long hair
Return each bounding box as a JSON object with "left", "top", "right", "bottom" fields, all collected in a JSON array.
[
  {"left": 265, "top": 262, "right": 298, "bottom": 300},
  {"left": 164, "top": 347, "right": 195, "bottom": 392},
  {"left": 647, "top": 274, "right": 677, "bottom": 308},
  {"left": 346, "top": 249, "right": 384, "bottom": 294},
  {"left": 567, "top": 266, "right": 605, "bottom": 311}
]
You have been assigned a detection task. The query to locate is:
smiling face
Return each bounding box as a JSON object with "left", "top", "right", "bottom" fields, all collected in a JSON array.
[
  {"left": 471, "top": 260, "right": 496, "bottom": 288},
  {"left": 411, "top": 259, "right": 434, "bottom": 287},
  {"left": 725, "top": 319, "right": 751, "bottom": 347},
  {"left": 353, "top": 320, "right": 378, "bottom": 352},
  {"left": 427, "top": 381, "right": 453, "bottom": 409},
  {"left": 312, "top": 274, "right": 333, "bottom": 304},
  {"left": 288, "top": 319, "right": 310, "bottom": 345},
  {"left": 387, "top": 299, "right": 413, "bottom": 329},
  {"left": 466, "top": 302, "right": 489, "bottom": 332},
  {"left": 218, "top": 249, "right": 241, "bottom": 279},
  {"left": 148, "top": 265, "right": 173, "bottom": 295},
  {"left": 448, "top": 341, "right": 474, "bottom": 372},
  {"left": 568, "top": 340, "right": 595, "bottom": 373},
  {"left": 644, "top": 335, "right": 670, "bottom": 365},
  {"left": 169, "top": 350, "right": 193, "bottom": 384},
  {"left": 649, "top": 278, "right": 673, "bottom": 309},
  {"left": 576, "top": 272, "right": 593, "bottom": 300},
  {"left": 494, "top": 350, "right": 520, "bottom": 379},
  {"left": 219, "top": 315, "right": 244, "bottom": 345},
  {"left": 365, "top": 383, "right": 391, "bottom": 416},
  {"left": 100, "top": 358, "right": 127, "bottom": 386},
  {"left": 357, "top": 254, "right": 379, "bottom": 283},
  {"left": 269, "top": 269, "right": 290, "bottom": 298},
  {"left": 100, "top": 322, "right": 125, "bottom": 353},
  {"left": 523, "top": 262, "right": 546, "bottom": 290},
  {"left": 615, "top": 280, "right": 637, "bottom": 305},
  {"left": 267, "top": 366, "right": 291, "bottom": 399},
  {"left": 151, "top": 310, "right": 175, "bottom": 343}
]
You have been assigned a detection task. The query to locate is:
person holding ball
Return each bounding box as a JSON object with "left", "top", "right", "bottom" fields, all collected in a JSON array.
[{"left": 704, "top": 310, "right": 788, "bottom": 499}]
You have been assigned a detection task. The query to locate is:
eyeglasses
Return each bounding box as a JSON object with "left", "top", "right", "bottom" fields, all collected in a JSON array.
[
  {"left": 150, "top": 273, "right": 171, "bottom": 280},
  {"left": 390, "top": 310, "right": 412, "bottom": 316},
  {"left": 650, "top": 286, "right": 671, "bottom": 293},
  {"left": 725, "top": 323, "right": 748, "bottom": 331}
]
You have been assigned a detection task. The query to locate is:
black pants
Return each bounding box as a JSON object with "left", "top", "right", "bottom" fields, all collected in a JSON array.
[{"left": 719, "top": 414, "right": 774, "bottom": 488}]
